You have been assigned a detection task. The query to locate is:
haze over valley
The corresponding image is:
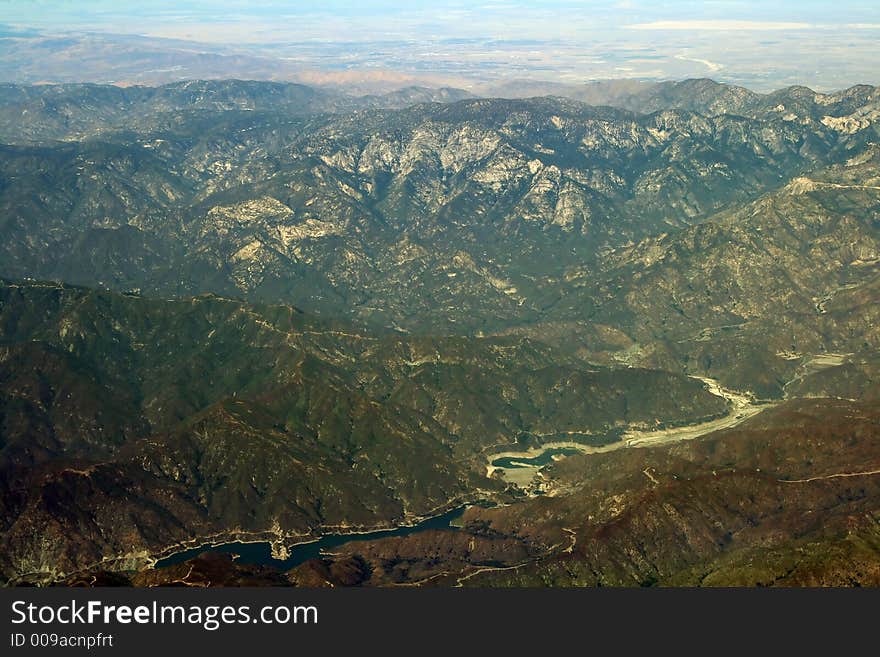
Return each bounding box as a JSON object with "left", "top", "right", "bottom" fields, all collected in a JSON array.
[{"left": 1, "top": 2, "right": 879, "bottom": 587}]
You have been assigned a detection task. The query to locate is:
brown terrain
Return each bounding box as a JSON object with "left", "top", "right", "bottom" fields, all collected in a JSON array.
[{"left": 68, "top": 398, "right": 880, "bottom": 587}]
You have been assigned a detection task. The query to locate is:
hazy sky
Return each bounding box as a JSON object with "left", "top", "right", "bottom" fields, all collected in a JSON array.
[
  {"left": 3, "top": 1, "right": 879, "bottom": 41},
  {"left": 1, "top": 1, "right": 878, "bottom": 89}
]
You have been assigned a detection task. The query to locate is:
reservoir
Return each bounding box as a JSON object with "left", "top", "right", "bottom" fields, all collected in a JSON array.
[
  {"left": 155, "top": 506, "right": 466, "bottom": 571},
  {"left": 490, "top": 447, "right": 582, "bottom": 470}
]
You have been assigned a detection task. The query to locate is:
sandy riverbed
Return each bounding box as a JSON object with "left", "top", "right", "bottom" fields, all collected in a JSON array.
[{"left": 486, "top": 374, "right": 772, "bottom": 485}]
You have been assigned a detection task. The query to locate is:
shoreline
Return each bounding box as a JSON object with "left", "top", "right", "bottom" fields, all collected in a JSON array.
[
  {"left": 486, "top": 374, "right": 774, "bottom": 483},
  {"left": 150, "top": 498, "right": 482, "bottom": 571}
]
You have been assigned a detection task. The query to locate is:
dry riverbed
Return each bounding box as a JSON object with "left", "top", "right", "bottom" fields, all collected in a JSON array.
[
  {"left": 488, "top": 351, "right": 855, "bottom": 488},
  {"left": 486, "top": 374, "right": 772, "bottom": 487}
]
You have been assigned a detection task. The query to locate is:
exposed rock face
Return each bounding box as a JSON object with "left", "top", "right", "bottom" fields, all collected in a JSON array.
[
  {"left": 1, "top": 79, "right": 879, "bottom": 586},
  {"left": 2, "top": 81, "right": 877, "bottom": 338},
  {"left": 552, "top": 149, "right": 880, "bottom": 396}
]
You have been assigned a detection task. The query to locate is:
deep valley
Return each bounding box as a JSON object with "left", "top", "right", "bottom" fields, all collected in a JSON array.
[{"left": 1, "top": 78, "right": 879, "bottom": 586}]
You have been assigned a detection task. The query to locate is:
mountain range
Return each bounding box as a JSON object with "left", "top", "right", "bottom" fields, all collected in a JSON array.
[{"left": 1, "top": 78, "right": 878, "bottom": 586}]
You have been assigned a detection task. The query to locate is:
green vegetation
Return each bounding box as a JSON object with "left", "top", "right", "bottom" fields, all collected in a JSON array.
[{"left": 1, "top": 79, "right": 879, "bottom": 585}]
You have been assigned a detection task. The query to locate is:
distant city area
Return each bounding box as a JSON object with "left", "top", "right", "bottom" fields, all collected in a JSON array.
[
  {"left": 2, "top": 0, "right": 880, "bottom": 590},
  {"left": 0, "top": 1, "right": 878, "bottom": 92}
]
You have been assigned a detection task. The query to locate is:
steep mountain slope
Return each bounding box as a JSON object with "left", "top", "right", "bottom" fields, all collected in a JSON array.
[
  {"left": 3, "top": 83, "right": 874, "bottom": 335},
  {"left": 607, "top": 78, "right": 880, "bottom": 121},
  {"left": 2, "top": 79, "right": 880, "bottom": 586},
  {"left": 90, "top": 397, "right": 880, "bottom": 587},
  {"left": 460, "top": 398, "right": 880, "bottom": 587},
  {"left": 0, "top": 80, "right": 474, "bottom": 143},
  {"left": 549, "top": 147, "right": 880, "bottom": 396},
  {"left": 256, "top": 398, "right": 880, "bottom": 588},
  {"left": 0, "top": 280, "right": 727, "bottom": 583}
]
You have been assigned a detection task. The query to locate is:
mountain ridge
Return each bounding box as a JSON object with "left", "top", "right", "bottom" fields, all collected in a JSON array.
[{"left": 1, "top": 77, "right": 879, "bottom": 585}]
